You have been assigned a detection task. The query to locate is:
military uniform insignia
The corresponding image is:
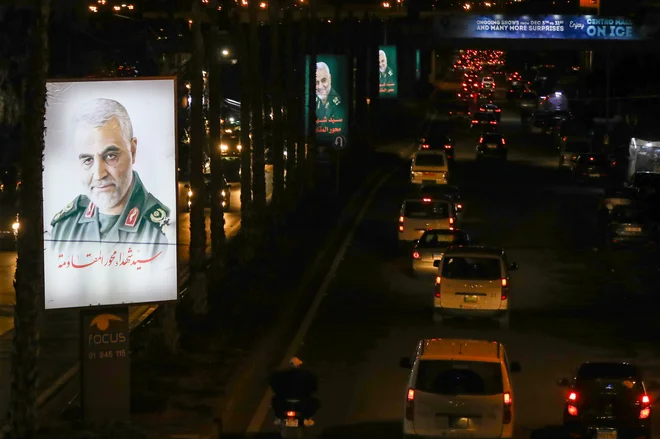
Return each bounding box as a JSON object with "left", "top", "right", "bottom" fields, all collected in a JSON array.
[
  {"left": 63, "top": 201, "right": 74, "bottom": 213},
  {"left": 333, "top": 96, "right": 341, "bottom": 105},
  {"left": 388, "top": 70, "right": 393, "bottom": 76},
  {"left": 84, "top": 202, "right": 96, "bottom": 219},
  {"left": 149, "top": 208, "right": 169, "bottom": 234},
  {"left": 53, "top": 211, "right": 62, "bottom": 222},
  {"left": 125, "top": 207, "right": 139, "bottom": 227}
]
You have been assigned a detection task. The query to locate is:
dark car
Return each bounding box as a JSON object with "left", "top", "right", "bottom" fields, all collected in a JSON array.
[
  {"left": 559, "top": 362, "right": 657, "bottom": 439},
  {"left": 604, "top": 205, "right": 657, "bottom": 249},
  {"left": 478, "top": 103, "right": 501, "bottom": 121},
  {"left": 0, "top": 194, "right": 19, "bottom": 250},
  {"left": 419, "top": 133, "right": 454, "bottom": 162},
  {"left": 411, "top": 229, "right": 472, "bottom": 276},
  {"left": 477, "top": 89, "right": 494, "bottom": 103},
  {"left": 476, "top": 132, "right": 507, "bottom": 160},
  {"left": 573, "top": 153, "right": 610, "bottom": 183},
  {"left": 220, "top": 135, "right": 242, "bottom": 158},
  {"left": 471, "top": 112, "right": 498, "bottom": 129},
  {"left": 448, "top": 101, "right": 471, "bottom": 120},
  {"left": 418, "top": 184, "right": 463, "bottom": 214},
  {"left": 185, "top": 174, "right": 232, "bottom": 212}
]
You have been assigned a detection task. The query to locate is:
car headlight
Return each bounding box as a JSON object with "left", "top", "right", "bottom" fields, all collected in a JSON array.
[
  {"left": 220, "top": 144, "right": 228, "bottom": 152},
  {"left": 188, "top": 190, "right": 193, "bottom": 197},
  {"left": 221, "top": 190, "right": 226, "bottom": 197},
  {"left": 237, "top": 144, "right": 242, "bottom": 151},
  {"left": 12, "top": 222, "right": 19, "bottom": 231}
]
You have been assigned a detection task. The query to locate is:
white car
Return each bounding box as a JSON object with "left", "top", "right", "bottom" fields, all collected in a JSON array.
[
  {"left": 482, "top": 76, "right": 495, "bottom": 88},
  {"left": 411, "top": 151, "right": 449, "bottom": 185},
  {"left": 400, "top": 338, "right": 521, "bottom": 439},
  {"left": 399, "top": 198, "right": 457, "bottom": 244},
  {"left": 431, "top": 246, "right": 518, "bottom": 327}
]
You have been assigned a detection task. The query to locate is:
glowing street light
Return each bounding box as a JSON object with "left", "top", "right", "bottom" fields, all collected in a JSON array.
[
  {"left": 222, "top": 49, "right": 230, "bottom": 56},
  {"left": 463, "top": 2, "right": 471, "bottom": 9},
  {"left": 382, "top": 1, "right": 391, "bottom": 7}
]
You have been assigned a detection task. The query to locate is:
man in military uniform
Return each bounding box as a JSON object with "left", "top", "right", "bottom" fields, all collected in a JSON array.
[
  {"left": 315, "top": 62, "right": 346, "bottom": 138},
  {"left": 49, "top": 98, "right": 171, "bottom": 258},
  {"left": 379, "top": 49, "right": 397, "bottom": 95}
]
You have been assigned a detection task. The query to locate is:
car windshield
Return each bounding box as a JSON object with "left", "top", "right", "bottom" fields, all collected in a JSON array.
[
  {"left": 405, "top": 202, "right": 450, "bottom": 219},
  {"left": 611, "top": 207, "right": 645, "bottom": 222},
  {"left": 419, "top": 231, "right": 462, "bottom": 248},
  {"left": 483, "top": 134, "right": 502, "bottom": 144},
  {"left": 415, "top": 360, "right": 503, "bottom": 395},
  {"left": 415, "top": 154, "right": 446, "bottom": 167},
  {"left": 441, "top": 256, "right": 502, "bottom": 280}
]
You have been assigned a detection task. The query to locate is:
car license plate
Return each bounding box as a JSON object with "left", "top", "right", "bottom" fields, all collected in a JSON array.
[
  {"left": 626, "top": 227, "right": 642, "bottom": 232},
  {"left": 589, "top": 173, "right": 600, "bottom": 177},
  {"left": 464, "top": 295, "right": 478, "bottom": 303},
  {"left": 487, "top": 144, "right": 497, "bottom": 149},
  {"left": 285, "top": 418, "right": 299, "bottom": 428},
  {"left": 596, "top": 428, "right": 617, "bottom": 439}
]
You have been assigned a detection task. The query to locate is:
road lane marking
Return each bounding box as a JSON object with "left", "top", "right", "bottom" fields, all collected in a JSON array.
[{"left": 245, "top": 168, "right": 397, "bottom": 434}]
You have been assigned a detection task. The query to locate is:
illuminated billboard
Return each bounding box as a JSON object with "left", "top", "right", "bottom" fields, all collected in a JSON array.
[
  {"left": 379, "top": 46, "right": 398, "bottom": 97},
  {"left": 434, "top": 14, "right": 646, "bottom": 40},
  {"left": 43, "top": 78, "right": 178, "bottom": 309},
  {"left": 306, "top": 55, "right": 349, "bottom": 148}
]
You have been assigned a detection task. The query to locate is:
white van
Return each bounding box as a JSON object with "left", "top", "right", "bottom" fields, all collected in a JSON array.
[
  {"left": 400, "top": 338, "right": 521, "bottom": 439},
  {"left": 411, "top": 151, "right": 449, "bottom": 185},
  {"left": 398, "top": 198, "right": 456, "bottom": 244},
  {"left": 431, "top": 246, "right": 518, "bottom": 328}
]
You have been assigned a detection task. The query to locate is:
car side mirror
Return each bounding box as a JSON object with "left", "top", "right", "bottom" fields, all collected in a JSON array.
[
  {"left": 510, "top": 362, "right": 521, "bottom": 373},
  {"left": 400, "top": 357, "right": 412, "bottom": 369},
  {"left": 646, "top": 380, "right": 660, "bottom": 391},
  {"left": 509, "top": 262, "right": 519, "bottom": 271},
  {"left": 433, "top": 260, "right": 441, "bottom": 268},
  {"left": 557, "top": 378, "right": 570, "bottom": 387}
]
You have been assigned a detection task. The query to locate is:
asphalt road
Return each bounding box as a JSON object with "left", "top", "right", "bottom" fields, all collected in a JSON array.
[
  {"left": 246, "top": 95, "right": 660, "bottom": 438},
  {"left": 0, "top": 171, "right": 272, "bottom": 423}
]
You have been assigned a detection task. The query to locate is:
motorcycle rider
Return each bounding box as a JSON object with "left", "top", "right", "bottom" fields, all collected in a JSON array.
[{"left": 269, "top": 357, "right": 320, "bottom": 427}]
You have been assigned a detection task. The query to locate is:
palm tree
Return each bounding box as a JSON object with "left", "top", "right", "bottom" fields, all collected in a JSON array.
[
  {"left": 305, "top": 0, "right": 317, "bottom": 192},
  {"left": 232, "top": 6, "right": 254, "bottom": 263},
  {"left": 9, "top": 1, "right": 49, "bottom": 438},
  {"left": 207, "top": 0, "right": 227, "bottom": 281},
  {"left": 188, "top": 0, "right": 208, "bottom": 315},
  {"left": 268, "top": 0, "right": 286, "bottom": 219},
  {"left": 248, "top": 0, "right": 267, "bottom": 220}
]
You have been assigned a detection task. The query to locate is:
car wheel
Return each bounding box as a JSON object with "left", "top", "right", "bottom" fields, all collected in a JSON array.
[{"left": 498, "top": 313, "right": 510, "bottom": 329}]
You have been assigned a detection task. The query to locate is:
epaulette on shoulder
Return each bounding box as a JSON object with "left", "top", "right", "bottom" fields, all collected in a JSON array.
[
  {"left": 51, "top": 196, "right": 84, "bottom": 226},
  {"left": 333, "top": 95, "right": 341, "bottom": 106},
  {"left": 146, "top": 202, "right": 171, "bottom": 231}
]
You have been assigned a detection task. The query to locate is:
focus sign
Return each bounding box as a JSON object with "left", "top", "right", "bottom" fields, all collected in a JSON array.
[{"left": 81, "top": 306, "right": 130, "bottom": 423}]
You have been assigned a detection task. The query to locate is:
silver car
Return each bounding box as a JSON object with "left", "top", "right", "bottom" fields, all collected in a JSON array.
[{"left": 411, "top": 229, "right": 471, "bottom": 277}]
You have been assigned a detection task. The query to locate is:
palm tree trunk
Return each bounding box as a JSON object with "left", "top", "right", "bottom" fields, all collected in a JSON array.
[
  {"left": 282, "top": 5, "right": 297, "bottom": 206},
  {"left": 234, "top": 11, "right": 254, "bottom": 263},
  {"left": 305, "top": 0, "right": 317, "bottom": 192},
  {"left": 249, "top": 0, "right": 266, "bottom": 218},
  {"left": 296, "top": 9, "right": 308, "bottom": 197},
  {"left": 189, "top": 0, "right": 208, "bottom": 316},
  {"left": 268, "top": 0, "right": 285, "bottom": 219},
  {"left": 9, "top": 2, "right": 49, "bottom": 438},
  {"left": 207, "top": 3, "right": 227, "bottom": 279}
]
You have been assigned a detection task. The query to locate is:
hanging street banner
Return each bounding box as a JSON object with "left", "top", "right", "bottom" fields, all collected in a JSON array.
[
  {"left": 306, "top": 54, "right": 349, "bottom": 148},
  {"left": 434, "top": 14, "right": 656, "bottom": 40},
  {"left": 379, "top": 46, "right": 398, "bottom": 97},
  {"left": 43, "top": 78, "right": 179, "bottom": 310}
]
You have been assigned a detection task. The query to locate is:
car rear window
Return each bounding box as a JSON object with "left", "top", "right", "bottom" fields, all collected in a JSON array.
[
  {"left": 419, "top": 231, "right": 461, "bottom": 247},
  {"left": 578, "top": 155, "right": 608, "bottom": 166},
  {"left": 441, "top": 256, "right": 502, "bottom": 280},
  {"left": 475, "top": 113, "right": 495, "bottom": 122},
  {"left": 483, "top": 134, "right": 503, "bottom": 144},
  {"left": 611, "top": 207, "right": 645, "bottom": 222},
  {"left": 565, "top": 142, "right": 590, "bottom": 153},
  {"left": 416, "top": 360, "right": 503, "bottom": 395},
  {"left": 405, "top": 202, "right": 450, "bottom": 219},
  {"left": 414, "top": 154, "right": 446, "bottom": 167}
]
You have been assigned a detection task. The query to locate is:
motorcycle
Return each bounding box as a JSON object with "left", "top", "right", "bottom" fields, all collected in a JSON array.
[{"left": 276, "top": 399, "right": 308, "bottom": 439}]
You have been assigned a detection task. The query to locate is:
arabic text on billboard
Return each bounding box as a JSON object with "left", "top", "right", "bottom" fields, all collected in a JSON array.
[
  {"left": 305, "top": 55, "right": 348, "bottom": 146},
  {"left": 435, "top": 15, "right": 643, "bottom": 40},
  {"left": 43, "top": 78, "right": 178, "bottom": 310},
  {"left": 379, "top": 46, "right": 398, "bottom": 97}
]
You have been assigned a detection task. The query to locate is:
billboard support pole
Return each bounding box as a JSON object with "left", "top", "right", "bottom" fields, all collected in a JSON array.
[
  {"left": 605, "top": 43, "right": 611, "bottom": 130},
  {"left": 335, "top": 150, "right": 341, "bottom": 195}
]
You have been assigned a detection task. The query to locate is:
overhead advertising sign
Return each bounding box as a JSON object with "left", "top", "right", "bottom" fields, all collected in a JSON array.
[
  {"left": 306, "top": 55, "right": 349, "bottom": 148},
  {"left": 435, "top": 14, "right": 647, "bottom": 40},
  {"left": 580, "top": 0, "right": 599, "bottom": 9},
  {"left": 43, "top": 78, "right": 178, "bottom": 309},
  {"left": 378, "top": 46, "right": 398, "bottom": 97}
]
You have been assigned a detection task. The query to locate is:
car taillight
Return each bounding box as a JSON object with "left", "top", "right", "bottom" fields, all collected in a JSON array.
[
  {"left": 399, "top": 216, "right": 404, "bottom": 233},
  {"left": 567, "top": 405, "right": 578, "bottom": 416},
  {"left": 405, "top": 388, "right": 415, "bottom": 421},
  {"left": 503, "top": 392, "right": 512, "bottom": 424},
  {"left": 286, "top": 411, "right": 296, "bottom": 417},
  {"left": 501, "top": 139, "right": 506, "bottom": 145},
  {"left": 569, "top": 391, "right": 577, "bottom": 401},
  {"left": 422, "top": 144, "right": 430, "bottom": 149},
  {"left": 642, "top": 395, "right": 650, "bottom": 404},
  {"left": 490, "top": 121, "right": 497, "bottom": 124},
  {"left": 495, "top": 108, "right": 501, "bottom": 112},
  {"left": 413, "top": 251, "right": 420, "bottom": 259},
  {"left": 640, "top": 394, "right": 651, "bottom": 419},
  {"left": 435, "top": 276, "right": 442, "bottom": 298},
  {"left": 456, "top": 203, "right": 463, "bottom": 211},
  {"left": 449, "top": 217, "right": 454, "bottom": 225},
  {"left": 444, "top": 144, "right": 452, "bottom": 149},
  {"left": 472, "top": 120, "right": 478, "bottom": 124},
  {"left": 501, "top": 278, "right": 508, "bottom": 300}
]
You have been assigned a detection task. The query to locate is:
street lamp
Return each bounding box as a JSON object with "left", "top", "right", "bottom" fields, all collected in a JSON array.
[{"left": 222, "top": 49, "right": 230, "bottom": 56}]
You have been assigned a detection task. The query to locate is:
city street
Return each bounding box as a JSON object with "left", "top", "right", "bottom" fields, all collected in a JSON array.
[
  {"left": 245, "top": 99, "right": 660, "bottom": 438},
  {"left": 0, "top": 172, "right": 272, "bottom": 421}
]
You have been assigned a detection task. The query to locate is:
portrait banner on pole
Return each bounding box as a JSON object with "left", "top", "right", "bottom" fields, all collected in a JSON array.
[{"left": 379, "top": 46, "right": 398, "bottom": 97}]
